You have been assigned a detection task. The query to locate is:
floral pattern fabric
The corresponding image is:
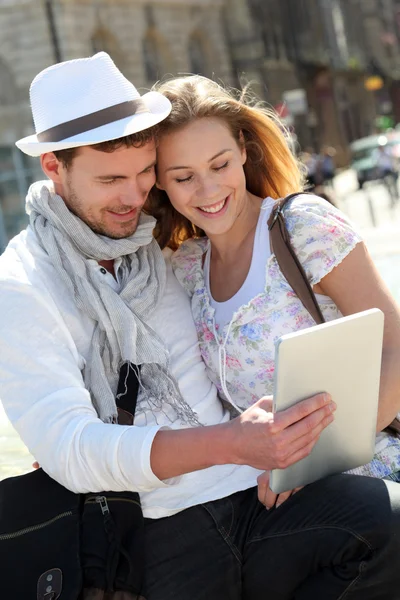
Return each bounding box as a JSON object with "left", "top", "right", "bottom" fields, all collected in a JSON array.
[{"left": 171, "top": 194, "right": 400, "bottom": 479}]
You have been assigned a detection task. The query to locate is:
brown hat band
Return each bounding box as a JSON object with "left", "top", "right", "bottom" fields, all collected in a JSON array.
[{"left": 36, "top": 99, "right": 148, "bottom": 143}]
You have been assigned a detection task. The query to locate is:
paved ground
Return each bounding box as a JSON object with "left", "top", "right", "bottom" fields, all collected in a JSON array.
[
  {"left": 333, "top": 169, "right": 400, "bottom": 301},
  {"left": 1, "top": 170, "right": 400, "bottom": 481}
]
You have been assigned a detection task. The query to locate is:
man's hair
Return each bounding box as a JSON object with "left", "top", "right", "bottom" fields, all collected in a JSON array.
[{"left": 53, "top": 127, "right": 157, "bottom": 169}]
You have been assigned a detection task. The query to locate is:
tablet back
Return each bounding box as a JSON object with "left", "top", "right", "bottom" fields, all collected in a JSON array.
[{"left": 270, "top": 308, "right": 384, "bottom": 494}]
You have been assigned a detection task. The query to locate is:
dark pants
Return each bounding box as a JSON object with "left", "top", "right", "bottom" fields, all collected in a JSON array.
[{"left": 142, "top": 474, "right": 400, "bottom": 599}]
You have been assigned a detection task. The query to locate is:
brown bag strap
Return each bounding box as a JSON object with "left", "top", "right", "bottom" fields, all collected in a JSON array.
[{"left": 267, "top": 193, "right": 325, "bottom": 325}]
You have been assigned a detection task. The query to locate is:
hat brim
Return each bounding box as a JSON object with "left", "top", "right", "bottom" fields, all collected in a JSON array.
[{"left": 15, "top": 91, "right": 171, "bottom": 157}]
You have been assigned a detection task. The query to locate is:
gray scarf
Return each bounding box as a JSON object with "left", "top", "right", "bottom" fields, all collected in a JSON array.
[{"left": 26, "top": 180, "right": 199, "bottom": 425}]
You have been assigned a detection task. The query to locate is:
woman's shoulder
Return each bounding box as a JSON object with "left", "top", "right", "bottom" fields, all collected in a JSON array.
[
  {"left": 284, "top": 192, "right": 340, "bottom": 217},
  {"left": 283, "top": 192, "right": 359, "bottom": 237},
  {"left": 171, "top": 237, "right": 209, "bottom": 296},
  {"left": 281, "top": 192, "right": 363, "bottom": 284},
  {"left": 172, "top": 237, "right": 209, "bottom": 267}
]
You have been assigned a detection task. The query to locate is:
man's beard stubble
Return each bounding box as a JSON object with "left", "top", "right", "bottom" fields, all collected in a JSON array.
[{"left": 64, "top": 180, "right": 141, "bottom": 240}]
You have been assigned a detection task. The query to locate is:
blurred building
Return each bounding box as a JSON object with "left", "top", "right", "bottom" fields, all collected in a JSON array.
[
  {"left": 239, "top": 0, "right": 400, "bottom": 166},
  {"left": 3, "top": 0, "right": 400, "bottom": 249},
  {"left": 222, "top": 0, "right": 300, "bottom": 106},
  {"left": 223, "top": 0, "right": 266, "bottom": 94},
  {"left": 244, "top": 0, "right": 382, "bottom": 166},
  {"left": 360, "top": 0, "right": 400, "bottom": 125},
  {"left": 0, "top": 0, "right": 233, "bottom": 250}
]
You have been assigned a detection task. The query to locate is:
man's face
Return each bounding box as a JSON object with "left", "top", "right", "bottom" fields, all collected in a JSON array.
[{"left": 55, "top": 142, "right": 157, "bottom": 239}]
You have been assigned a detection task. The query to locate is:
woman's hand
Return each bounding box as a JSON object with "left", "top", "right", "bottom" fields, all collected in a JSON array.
[{"left": 257, "top": 470, "right": 302, "bottom": 509}]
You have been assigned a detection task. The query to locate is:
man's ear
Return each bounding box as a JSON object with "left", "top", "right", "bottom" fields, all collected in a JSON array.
[{"left": 40, "top": 152, "right": 63, "bottom": 184}]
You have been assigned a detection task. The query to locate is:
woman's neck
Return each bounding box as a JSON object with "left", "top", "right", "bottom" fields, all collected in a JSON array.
[{"left": 207, "top": 193, "right": 263, "bottom": 263}]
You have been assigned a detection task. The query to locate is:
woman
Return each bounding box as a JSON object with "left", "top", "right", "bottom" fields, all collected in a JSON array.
[{"left": 145, "top": 75, "right": 400, "bottom": 506}]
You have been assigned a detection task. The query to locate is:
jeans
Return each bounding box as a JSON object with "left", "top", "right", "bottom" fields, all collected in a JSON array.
[{"left": 141, "top": 474, "right": 400, "bottom": 600}]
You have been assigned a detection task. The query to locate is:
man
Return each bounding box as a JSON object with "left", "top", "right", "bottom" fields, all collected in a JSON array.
[{"left": 1, "top": 52, "right": 400, "bottom": 599}]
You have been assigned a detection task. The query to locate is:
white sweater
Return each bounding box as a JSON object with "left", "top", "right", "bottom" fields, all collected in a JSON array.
[{"left": 0, "top": 227, "right": 261, "bottom": 518}]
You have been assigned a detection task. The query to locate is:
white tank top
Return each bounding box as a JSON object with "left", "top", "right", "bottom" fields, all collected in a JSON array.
[{"left": 204, "top": 197, "right": 275, "bottom": 330}]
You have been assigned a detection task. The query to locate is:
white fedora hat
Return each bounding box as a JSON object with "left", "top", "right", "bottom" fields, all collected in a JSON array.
[{"left": 16, "top": 52, "right": 172, "bottom": 157}]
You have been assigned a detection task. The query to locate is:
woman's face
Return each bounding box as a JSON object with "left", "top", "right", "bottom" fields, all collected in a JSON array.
[{"left": 156, "top": 117, "right": 248, "bottom": 237}]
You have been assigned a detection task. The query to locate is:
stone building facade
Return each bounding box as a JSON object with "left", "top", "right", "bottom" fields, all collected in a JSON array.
[
  {"left": 2, "top": 0, "right": 400, "bottom": 248},
  {"left": 0, "top": 0, "right": 234, "bottom": 249}
]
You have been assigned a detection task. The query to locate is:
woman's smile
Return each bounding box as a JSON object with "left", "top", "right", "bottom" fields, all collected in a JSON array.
[{"left": 196, "top": 195, "right": 231, "bottom": 217}]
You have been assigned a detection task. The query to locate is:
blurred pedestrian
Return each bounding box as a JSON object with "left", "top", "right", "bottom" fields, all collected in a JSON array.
[
  {"left": 301, "top": 147, "right": 321, "bottom": 190},
  {"left": 320, "top": 145, "right": 336, "bottom": 186},
  {"left": 301, "top": 147, "right": 336, "bottom": 205},
  {"left": 375, "top": 144, "right": 397, "bottom": 179},
  {"left": 375, "top": 143, "right": 399, "bottom": 203}
]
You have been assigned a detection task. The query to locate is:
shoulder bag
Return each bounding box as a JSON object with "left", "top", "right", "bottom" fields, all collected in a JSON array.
[{"left": 0, "top": 363, "right": 146, "bottom": 600}]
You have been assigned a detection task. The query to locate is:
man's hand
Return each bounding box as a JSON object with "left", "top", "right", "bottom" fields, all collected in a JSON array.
[
  {"left": 257, "top": 470, "right": 302, "bottom": 509},
  {"left": 226, "top": 392, "right": 336, "bottom": 472}
]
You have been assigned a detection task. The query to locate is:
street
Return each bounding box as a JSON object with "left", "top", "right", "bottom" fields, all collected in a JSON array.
[
  {"left": 1, "top": 170, "right": 400, "bottom": 481},
  {"left": 333, "top": 169, "right": 400, "bottom": 300},
  {"left": 334, "top": 168, "right": 400, "bottom": 238}
]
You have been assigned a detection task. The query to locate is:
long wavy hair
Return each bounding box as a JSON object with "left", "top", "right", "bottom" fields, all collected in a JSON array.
[{"left": 145, "top": 75, "right": 305, "bottom": 249}]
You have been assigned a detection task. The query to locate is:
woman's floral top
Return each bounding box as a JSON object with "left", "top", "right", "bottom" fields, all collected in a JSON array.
[{"left": 172, "top": 194, "right": 400, "bottom": 479}]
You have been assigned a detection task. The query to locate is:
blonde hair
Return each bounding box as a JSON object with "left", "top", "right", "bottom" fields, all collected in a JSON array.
[{"left": 146, "top": 75, "right": 305, "bottom": 249}]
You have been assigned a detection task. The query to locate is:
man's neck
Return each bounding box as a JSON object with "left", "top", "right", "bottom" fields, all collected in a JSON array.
[{"left": 98, "top": 259, "right": 115, "bottom": 277}]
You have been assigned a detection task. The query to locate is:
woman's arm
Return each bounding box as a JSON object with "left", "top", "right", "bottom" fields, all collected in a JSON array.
[{"left": 315, "top": 242, "right": 400, "bottom": 432}]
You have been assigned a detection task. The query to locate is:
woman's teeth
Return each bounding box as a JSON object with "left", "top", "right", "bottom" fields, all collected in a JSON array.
[{"left": 199, "top": 198, "right": 226, "bottom": 213}]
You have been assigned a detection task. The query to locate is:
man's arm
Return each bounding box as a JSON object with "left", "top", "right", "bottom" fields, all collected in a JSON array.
[
  {"left": 150, "top": 395, "right": 335, "bottom": 480},
  {"left": 0, "top": 279, "right": 166, "bottom": 493},
  {"left": 1, "top": 276, "right": 335, "bottom": 490}
]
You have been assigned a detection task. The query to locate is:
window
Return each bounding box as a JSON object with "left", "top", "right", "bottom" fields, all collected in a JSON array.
[
  {"left": 143, "top": 32, "right": 162, "bottom": 81},
  {"left": 188, "top": 33, "right": 211, "bottom": 76},
  {"left": 0, "top": 148, "right": 41, "bottom": 252},
  {"left": 91, "top": 28, "right": 123, "bottom": 68},
  {"left": 0, "top": 58, "right": 17, "bottom": 106},
  {"left": 142, "top": 29, "right": 173, "bottom": 82}
]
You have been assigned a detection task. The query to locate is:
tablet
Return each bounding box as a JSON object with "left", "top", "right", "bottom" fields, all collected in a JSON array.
[{"left": 269, "top": 308, "right": 384, "bottom": 494}]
